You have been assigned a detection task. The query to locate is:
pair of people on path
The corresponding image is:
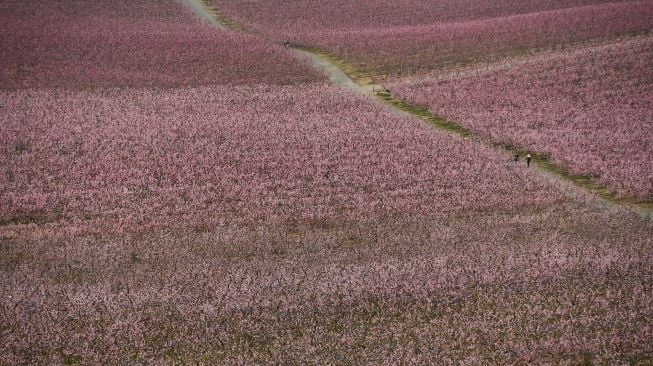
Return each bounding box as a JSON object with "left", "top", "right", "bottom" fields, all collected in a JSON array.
[{"left": 514, "top": 153, "right": 532, "bottom": 167}]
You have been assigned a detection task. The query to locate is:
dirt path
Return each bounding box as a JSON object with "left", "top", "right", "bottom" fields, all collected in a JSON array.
[
  {"left": 537, "top": 165, "right": 652, "bottom": 220},
  {"left": 180, "top": 0, "right": 652, "bottom": 220},
  {"left": 292, "top": 49, "right": 365, "bottom": 93},
  {"left": 179, "top": 0, "right": 227, "bottom": 29}
]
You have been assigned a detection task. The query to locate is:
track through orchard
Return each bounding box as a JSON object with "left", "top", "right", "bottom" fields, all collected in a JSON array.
[
  {"left": 179, "top": 0, "right": 227, "bottom": 28},
  {"left": 179, "top": 0, "right": 652, "bottom": 220}
]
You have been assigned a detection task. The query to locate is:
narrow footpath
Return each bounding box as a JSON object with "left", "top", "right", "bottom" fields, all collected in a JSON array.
[
  {"left": 180, "top": 0, "right": 227, "bottom": 28},
  {"left": 180, "top": 0, "right": 652, "bottom": 220},
  {"left": 292, "top": 49, "right": 365, "bottom": 93}
]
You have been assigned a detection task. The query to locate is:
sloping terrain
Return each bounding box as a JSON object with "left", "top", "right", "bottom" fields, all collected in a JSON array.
[
  {"left": 212, "top": 0, "right": 653, "bottom": 77},
  {"left": 1, "top": 0, "right": 652, "bottom": 364},
  {"left": 0, "top": 0, "right": 323, "bottom": 88},
  {"left": 390, "top": 36, "right": 653, "bottom": 199}
]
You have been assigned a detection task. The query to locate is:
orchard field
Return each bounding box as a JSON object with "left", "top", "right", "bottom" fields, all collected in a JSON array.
[
  {"left": 389, "top": 36, "right": 653, "bottom": 199},
  {"left": 1, "top": 0, "right": 652, "bottom": 365},
  {"left": 213, "top": 0, "right": 652, "bottom": 76}
]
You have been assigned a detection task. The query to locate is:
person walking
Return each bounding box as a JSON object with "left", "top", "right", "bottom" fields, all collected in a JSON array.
[
  {"left": 526, "top": 153, "right": 532, "bottom": 167},
  {"left": 513, "top": 153, "right": 519, "bottom": 162}
]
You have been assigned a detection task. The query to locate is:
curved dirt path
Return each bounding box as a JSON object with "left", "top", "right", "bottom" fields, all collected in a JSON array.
[
  {"left": 179, "top": 0, "right": 652, "bottom": 220},
  {"left": 292, "top": 49, "right": 364, "bottom": 93},
  {"left": 179, "top": 0, "right": 227, "bottom": 29}
]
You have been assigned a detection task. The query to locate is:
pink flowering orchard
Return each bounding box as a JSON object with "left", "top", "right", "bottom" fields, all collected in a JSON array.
[
  {"left": 390, "top": 36, "right": 653, "bottom": 199},
  {"left": 212, "top": 0, "right": 653, "bottom": 76},
  {"left": 0, "top": 0, "right": 323, "bottom": 88},
  {"left": 212, "top": 0, "right": 639, "bottom": 33},
  {"left": 0, "top": 84, "right": 562, "bottom": 237},
  {"left": 1, "top": 0, "right": 653, "bottom": 364}
]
